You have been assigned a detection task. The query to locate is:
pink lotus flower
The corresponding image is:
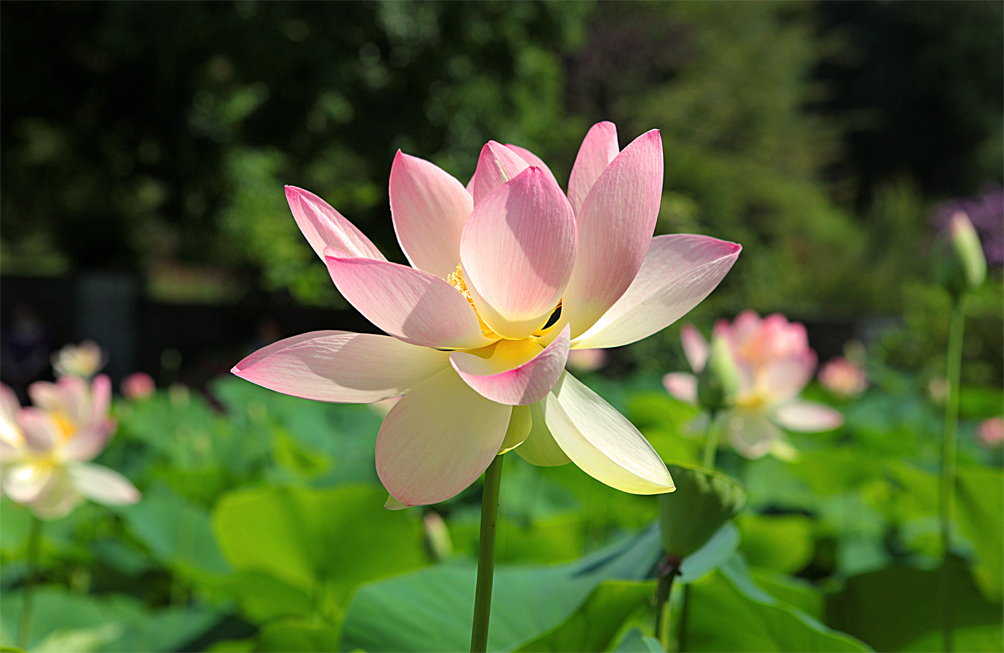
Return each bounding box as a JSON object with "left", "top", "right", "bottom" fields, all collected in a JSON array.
[
  {"left": 978, "top": 417, "right": 1004, "bottom": 448},
  {"left": 664, "top": 311, "right": 842, "bottom": 459},
  {"left": 51, "top": 340, "right": 106, "bottom": 379},
  {"left": 818, "top": 356, "right": 868, "bottom": 399},
  {"left": 0, "top": 377, "right": 139, "bottom": 519},
  {"left": 566, "top": 348, "right": 608, "bottom": 374},
  {"left": 234, "top": 122, "right": 741, "bottom": 506},
  {"left": 122, "top": 372, "right": 156, "bottom": 400}
]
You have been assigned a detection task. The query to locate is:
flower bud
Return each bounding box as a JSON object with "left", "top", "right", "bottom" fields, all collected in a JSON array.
[
  {"left": 936, "top": 212, "right": 987, "bottom": 298},
  {"left": 697, "top": 335, "right": 740, "bottom": 412}
]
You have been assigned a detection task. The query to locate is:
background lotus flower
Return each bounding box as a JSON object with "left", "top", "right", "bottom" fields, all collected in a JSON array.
[
  {"left": 819, "top": 356, "right": 868, "bottom": 399},
  {"left": 121, "top": 372, "right": 156, "bottom": 400},
  {"left": 0, "top": 377, "right": 139, "bottom": 520},
  {"left": 664, "top": 311, "right": 843, "bottom": 459},
  {"left": 51, "top": 340, "right": 106, "bottom": 379},
  {"left": 977, "top": 417, "right": 1003, "bottom": 448},
  {"left": 234, "top": 121, "right": 741, "bottom": 507}
]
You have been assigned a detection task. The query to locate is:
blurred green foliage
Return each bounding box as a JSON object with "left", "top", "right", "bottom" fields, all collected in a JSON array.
[{"left": 0, "top": 369, "right": 1000, "bottom": 651}]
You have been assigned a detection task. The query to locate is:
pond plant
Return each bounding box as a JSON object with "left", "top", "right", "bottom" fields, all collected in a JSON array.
[{"left": 232, "top": 121, "right": 742, "bottom": 649}]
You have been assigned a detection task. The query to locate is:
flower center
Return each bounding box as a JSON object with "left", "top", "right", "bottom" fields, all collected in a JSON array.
[
  {"left": 52, "top": 413, "right": 76, "bottom": 441},
  {"left": 446, "top": 265, "right": 564, "bottom": 341},
  {"left": 446, "top": 265, "right": 499, "bottom": 339}
]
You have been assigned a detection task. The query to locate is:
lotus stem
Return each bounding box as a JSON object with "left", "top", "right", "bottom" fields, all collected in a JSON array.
[
  {"left": 654, "top": 554, "right": 683, "bottom": 650},
  {"left": 703, "top": 409, "right": 720, "bottom": 470},
  {"left": 940, "top": 300, "right": 966, "bottom": 652},
  {"left": 471, "top": 453, "right": 504, "bottom": 652},
  {"left": 17, "top": 515, "right": 43, "bottom": 650}
]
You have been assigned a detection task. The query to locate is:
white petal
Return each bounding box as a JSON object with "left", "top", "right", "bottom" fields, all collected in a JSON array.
[
  {"left": 376, "top": 368, "right": 512, "bottom": 506},
  {"left": 27, "top": 469, "right": 82, "bottom": 520},
  {"left": 771, "top": 401, "right": 843, "bottom": 433},
  {"left": 4, "top": 463, "right": 53, "bottom": 504},
  {"left": 515, "top": 402, "right": 570, "bottom": 467},
  {"left": 499, "top": 405, "right": 532, "bottom": 454},
  {"left": 722, "top": 410, "right": 782, "bottom": 460},
  {"left": 68, "top": 463, "right": 140, "bottom": 505},
  {"left": 542, "top": 372, "right": 673, "bottom": 494},
  {"left": 232, "top": 331, "right": 449, "bottom": 403}
]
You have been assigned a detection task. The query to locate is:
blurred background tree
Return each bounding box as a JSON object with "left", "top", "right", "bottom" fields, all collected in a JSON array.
[{"left": 2, "top": 0, "right": 1001, "bottom": 380}]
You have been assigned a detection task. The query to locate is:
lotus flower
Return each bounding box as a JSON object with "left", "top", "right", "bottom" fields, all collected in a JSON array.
[
  {"left": 978, "top": 417, "right": 1004, "bottom": 448},
  {"left": 0, "top": 377, "right": 139, "bottom": 519},
  {"left": 51, "top": 340, "right": 106, "bottom": 379},
  {"left": 818, "top": 356, "right": 867, "bottom": 399},
  {"left": 664, "top": 311, "right": 842, "bottom": 459},
  {"left": 122, "top": 372, "right": 156, "bottom": 400},
  {"left": 234, "top": 122, "right": 741, "bottom": 507}
]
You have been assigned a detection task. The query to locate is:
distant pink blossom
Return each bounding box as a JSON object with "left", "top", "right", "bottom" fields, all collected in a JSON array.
[
  {"left": 819, "top": 357, "right": 867, "bottom": 399},
  {"left": 566, "top": 348, "right": 608, "bottom": 373},
  {"left": 0, "top": 377, "right": 139, "bottom": 520},
  {"left": 978, "top": 417, "right": 1004, "bottom": 448},
  {"left": 233, "top": 121, "right": 742, "bottom": 506},
  {"left": 664, "top": 311, "right": 842, "bottom": 459},
  {"left": 122, "top": 373, "right": 156, "bottom": 400}
]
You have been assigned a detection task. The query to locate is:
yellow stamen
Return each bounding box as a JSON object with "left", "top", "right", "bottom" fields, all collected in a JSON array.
[
  {"left": 446, "top": 265, "right": 499, "bottom": 339},
  {"left": 51, "top": 413, "right": 76, "bottom": 441}
]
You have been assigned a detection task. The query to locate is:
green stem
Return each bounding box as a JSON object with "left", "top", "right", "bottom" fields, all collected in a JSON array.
[
  {"left": 471, "top": 454, "right": 504, "bottom": 653},
  {"left": 678, "top": 584, "right": 691, "bottom": 652},
  {"left": 940, "top": 301, "right": 966, "bottom": 653},
  {"left": 654, "top": 556, "right": 681, "bottom": 650},
  {"left": 18, "top": 516, "right": 43, "bottom": 650},
  {"left": 703, "top": 409, "right": 720, "bottom": 470}
]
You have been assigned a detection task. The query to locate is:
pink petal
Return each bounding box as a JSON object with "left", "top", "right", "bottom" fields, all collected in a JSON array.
[
  {"left": 324, "top": 255, "right": 494, "bottom": 350},
  {"left": 772, "top": 400, "right": 843, "bottom": 433},
  {"left": 460, "top": 167, "right": 577, "bottom": 339},
  {"left": 450, "top": 324, "right": 571, "bottom": 405},
  {"left": 3, "top": 463, "right": 53, "bottom": 504},
  {"left": 470, "top": 141, "right": 530, "bottom": 206},
  {"left": 505, "top": 144, "right": 561, "bottom": 190},
  {"left": 15, "top": 408, "right": 58, "bottom": 453},
  {"left": 390, "top": 151, "right": 474, "bottom": 278},
  {"left": 681, "top": 324, "right": 710, "bottom": 373},
  {"left": 376, "top": 368, "right": 512, "bottom": 506},
  {"left": 561, "top": 130, "right": 665, "bottom": 338},
  {"left": 68, "top": 463, "right": 140, "bottom": 505},
  {"left": 232, "top": 331, "right": 449, "bottom": 403},
  {"left": 572, "top": 235, "right": 742, "bottom": 349},
  {"left": 567, "top": 121, "right": 619, "bottom": 216},
  {"left": 663, "top": 373, "right": 698, "bottom": 405},
  {"left": 63, "top": 420, "right": 115, "bottom": 462},
  {"left": 285, "top": 186, "right": 386, "bottom": 261},
  {"left": 90, "top": 375, "right": 111, "bottom": 424},
  {"left": 762, "top": 353, "right": 817, "bottom": 403}
]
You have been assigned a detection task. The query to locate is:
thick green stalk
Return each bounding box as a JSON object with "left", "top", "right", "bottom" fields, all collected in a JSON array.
[
  {"left": 471, "top": 454, "right": 505, "bottom": 653},
  {"left": 17, "top": 516, "right": 43, "bottom": 650},
  {"left": 940, "top": 301, "right": 966, "bottom": 653},
  {"left": 654, "top": 556, "right": 682, "bottom": 650},
  {"left": 703, "top": 409, "right": 720, "bottom": 470}
]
